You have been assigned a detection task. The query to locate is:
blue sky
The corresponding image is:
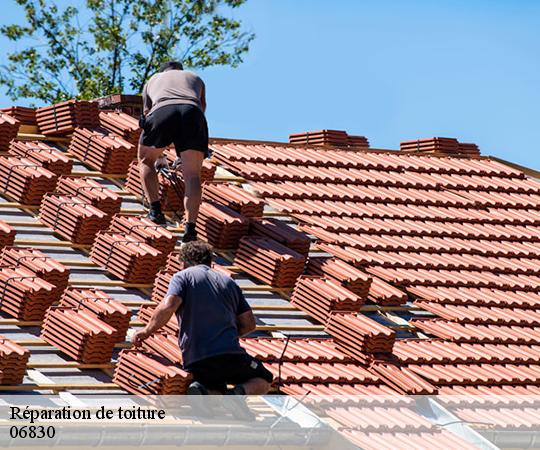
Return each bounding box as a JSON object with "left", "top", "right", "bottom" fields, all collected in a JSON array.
[{"left": 1, "top": 0, "right": 539, "bottom": 168}]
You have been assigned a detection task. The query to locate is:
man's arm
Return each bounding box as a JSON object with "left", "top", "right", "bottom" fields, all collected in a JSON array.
[
  {"left": 237, "top": 309, "right": 256, "bottom": 337},
  {"left": 200, "top": 82, "right": 206, "bottom": 113},
  {"left": 132, "top": 294, "right": 182, "bottom": 345}
]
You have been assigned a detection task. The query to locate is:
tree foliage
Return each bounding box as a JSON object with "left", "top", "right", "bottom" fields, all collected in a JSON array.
[{"left": 0, "top": 0, "right": 254, "bottom": 103}]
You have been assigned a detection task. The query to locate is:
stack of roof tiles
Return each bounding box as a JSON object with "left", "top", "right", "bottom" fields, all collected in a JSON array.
[
  {"left": 202, "top": 182, "right": 264, "bottom": 217},
  {"left": 326, "top": 312, "right": 396, "bottom": 362},
  {"left": 99, "top": 110, "right": 141, "bottom": 145},
  {"left": 36, "top": 100, "right": 99, "bottom": 135},
  {"left": 0, "top": 247, "right": 69, "bottom": 298},
  {"left": 59, "top": 288, "right": 131, "bottom": 343},
  {"left": 0, "top": 106, "right": 36, "bottom": 126},
  {"left": 113, "top": 349, "right": 192, "bottom": 395},
  {"left": 40, "top": 193, "right": 109, "bottom": 244},
  {"left": 138, "top": 303, "right": 178, "bottom": 335},
  {"left": 69, "top": 128, "right": 135, "bottom": 174},
  {"left": 42, "top": 307, "right": 116, "bottom": 363},
  {"left": 0, "top": 112, "right": 20, "bottom": 151},
  {"left": 289, "top": 130, "right": 369, "bottom": 148},
  {"left": 151, "top": 268, "right": 176, "bottom": 303},
  {"left": 108, "top": 214, "right": 176, "bottom": 266},
  {"left": 125, "top": 160, "right": 183, "bottom": 212},
  {"left": 56, "top": 176, "right": 121, "bottom": 219},
  {"left": 9, "top": 140, "right": 73, "bottom": 176},
  {"left": 0, "top": 335, "right": 29, "bottom": 385},
  {"left": 141, "top": 332, "right": 182, "bottom": 364},
  {"left": 0, "top": 156, "right": 57, "bottom": 204},
  {"left": 90, "top": 232, "right": 162, "bottom": 283},
  {"left": 0, "top": 220, "right": 16, "bottom": 248},
  {"left": 234, "top": 236, "right": 306, "bottom": 287},
  {"left": 196, "top": 201, "right": 249, "bottom": 249},
  {"left": 0, "top": 266, "right": 56, "bottom": 320},
  {"left": 400, "top": 137, "right": 480, "bottom": 156},
  {"left": 163, "top": 147, "right": 217, "bottom": 182},
  {"left": 249, "top": 217, "right": 311, "bottom": 256},
  {"left": 291, "top": 276, "right": 365, "bottom": 324},
  {"left": 306, "top": 256, "right": 372, "bottom": 297}
]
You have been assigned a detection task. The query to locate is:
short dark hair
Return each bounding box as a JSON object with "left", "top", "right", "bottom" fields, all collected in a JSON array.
[
  {"left": 179, "top": 240, "right": 213, "bottom": 267},
  {"left": 159, "top": 61, "right": 183, "bottom": 72}
]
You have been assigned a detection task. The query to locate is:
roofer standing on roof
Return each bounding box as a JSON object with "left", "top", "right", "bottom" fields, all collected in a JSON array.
[
  {"left": 139, "top": 61, "right": 207, "bottom": 243},
  {"left": 132, "top": 241, "right": 273, "bottom": 416}
]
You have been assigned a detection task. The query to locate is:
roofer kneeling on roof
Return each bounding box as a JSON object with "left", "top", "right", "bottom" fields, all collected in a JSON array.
[
  {"left": 138, "top": 61, "right": 208, "bottom": 243},
  {"left": 132, "top": 241, "right": 273, "bottom": 410}
]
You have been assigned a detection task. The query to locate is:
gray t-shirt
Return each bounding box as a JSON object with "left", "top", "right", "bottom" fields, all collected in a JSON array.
[
  {"left": 166, "top": 265, "right": 251, "bottom": 367},
  {"left": 142, "top": 70, "right": 205, "bottom": 115}
]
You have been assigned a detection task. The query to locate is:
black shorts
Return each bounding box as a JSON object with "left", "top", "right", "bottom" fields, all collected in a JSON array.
[
  {"left": 140, "top": 104, "right": 209, "bottom": 156},
  {"left": 186, "top": 353, "right": 274, "bottom": 393}
]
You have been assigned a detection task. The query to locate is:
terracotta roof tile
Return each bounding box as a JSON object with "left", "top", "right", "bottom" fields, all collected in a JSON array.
[
  {"left": 40, "top": 193, "right": 109, "bottom": 244},
  {"left": 36, "top": 100, "right": 99, "bottom": 136},
  {"left": 68, "top": 127, "right": 135, "bottom": 174},
  {"left": 90, "top": 231, "right": 162, "bottom": 283},
  {"left": 41, "top": 306, "right": 116, "bottom": 363},
  {"left": 0, "top": 156, "right": 57, "bottom": 204},
  {"left": 9, "top": 140, "right": 73, "bottom": 176},
  {"left": 195, "top": 201, "right": 249, "bottom": 249},
  {"left": 266, "top": 362, "right": 378, "bottom": 384},
  {"left": 0, "top": 220, "right": 15, "bottom": 250},
  {"left": 0, "top": 106, "right": 36, "bottom": 126},
  {"left": 0, "top": 246, "right": 69, "bottom": 294},
  {"left": 59, "top": 287, "right": 131, "bottom": 343},
  {"left": 113, "top": 349, "right": 191, "bottom": 395},
  {"left": 138, "top": 304, "right": 178, "bottom": 335},
  {"left": 56, "top": 176, "right": 122, "bottom": 218},
  {"left": 0, "top": 334, "right": 29, "bottom": 385},
  {"left": 202, "top": 182, "right": 264, "bottom": 217},
  {"left": 249, "top": 217, "right": 311, "bottom": 256},
  {"left": 234, "top": 236, "right": 306, "bottom": 287},
  {"left": 99, "top": 110, "right": 141, "bottom": 146},
  {"left": 0, "top": 112, "right": 20, "bottom": 151},
  {"left": 325, "top": 312, "right": 396, "bottom": 360},
  {"left": 0, "top": 266, "right": 58, "bottom": 320},
  {"left": 291, "top": 276, "right": 365, "bottom": 324}
]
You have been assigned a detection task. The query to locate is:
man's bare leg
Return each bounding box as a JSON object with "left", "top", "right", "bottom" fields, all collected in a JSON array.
[
  {"left": 239, "top": 378, "right": 271, "bottom": 395},
  {"left": 180, "top": 149, "right": 204, "bottom": 240},
  {"left": 138, "top": 143, "right": 166, "bottom": 223}
]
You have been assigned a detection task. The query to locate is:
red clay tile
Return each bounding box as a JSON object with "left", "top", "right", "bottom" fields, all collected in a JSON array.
[
  {"left": 108, "top": 214, "right": 176, "bottom": 266},
  {"left": 306, "top": 257, "right": 372, "bottom": 297},
  {"left": 9, "top": 140, "right": 73, "bottom": 176},
  {"left": 56, "top": 177, "right": 122, "bottom": 219},
  {"left": 196, "top": 201, "right": 249, "bottom": 249},
  {"left": 249, "top": 217, "right": 311, "bottom": 256},
  {"left": 369, "top": 362, "right": 438, "bottom": 395},
  {"left": 59, "top": 287, "right": 130, "bottom": 343},
  {"left": 0, "top": 106, "right": 36, "bottom": 126},
  {"left": 36, "top": 100, "right": 99, "bottom": 136},
  {"left": 202, "top": 182, "right": 264, "bottom": 217},
  {"left": 90, "top": 231, "right": 162, "bottom": 283},
  {"left": 99, "top": 110, "right": 141, "bottom": 146},
  {"left": 40, "top": 193, "right": 110, "bottom": 244},
  {"left": 0, "top": 334, "right": 29, "bottom": 385},
  {"left": 0, "top": 221, "right": 16, "bottom": 250},
  {"left": 266, "top": 361, "right": 378, "bottom": 384},
  {"left": 41, "top": 306, "right": 116, "bottom": 363},
  {"left": 0, "top": 112, "right": 20, "bottom": 151},
  {"left": 0, "top": 156, "right": 57, "bottom": 204},
  {"left": 234, "top": 236, "right": 306, "bottom": 287},
  {"left": 68, "top": 127, "right": 135, "bottom": 174},
  {"left": 138, "top": 303, "right": 178, "bottom": 335},
  {"left": 113, "top": 349, "right": 191, "bottom": 395},
  {"left": 325, "top": 312, "right": 396, "bottom": 360}
]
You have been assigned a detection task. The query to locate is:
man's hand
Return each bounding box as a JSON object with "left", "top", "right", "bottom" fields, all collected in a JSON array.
[{"left": 132, "top": 328, "right": 150, "bottom": 347}]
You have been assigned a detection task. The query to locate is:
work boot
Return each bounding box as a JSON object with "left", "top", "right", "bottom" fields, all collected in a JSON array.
[
  {"left": 146, "top": 210, "right": 167, "bottom": 226},
  {"left": 186, "top": 381, "right": 214, "bottom": 418},
  {"left": 182, "top": 222, "right": 198, "bottom": 244},
  {"left": 146, "top": 201, "right": 166, "bottom": 225},
  {"left": 223, "top": 386, "right": 256, "bottom": 422}
]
